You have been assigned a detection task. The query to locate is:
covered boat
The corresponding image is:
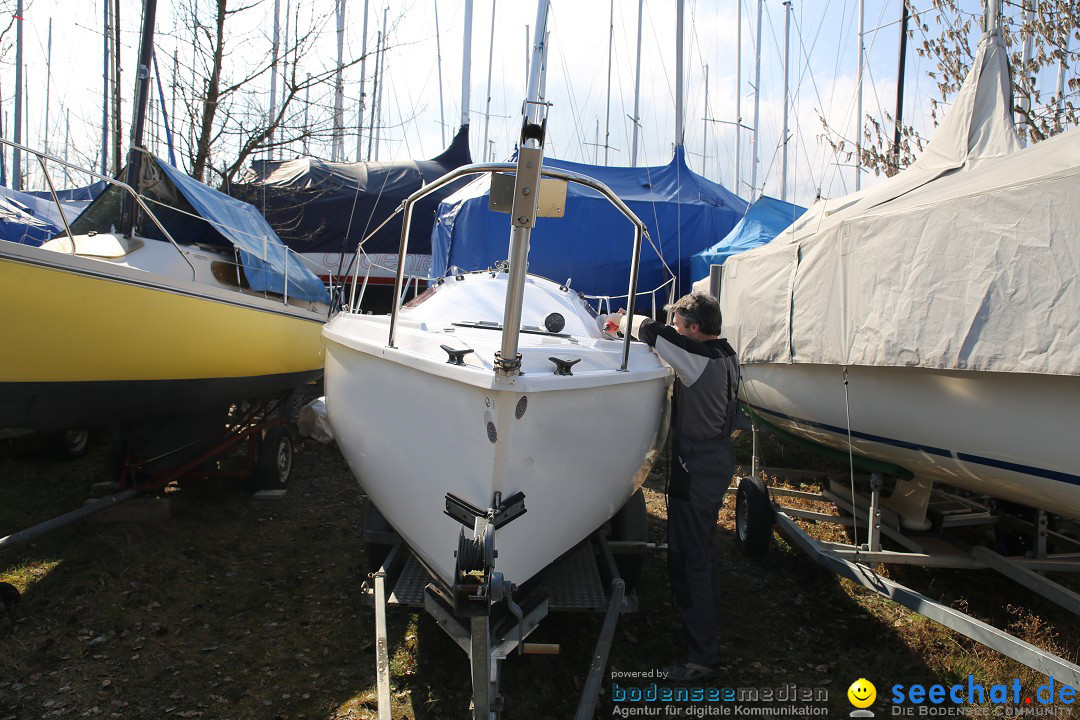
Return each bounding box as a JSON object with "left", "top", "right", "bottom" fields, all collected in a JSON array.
[
  {"left": 690, "top": 194, "right": 804, "bottom": 280},
  {"left": 717, "top": 13, "right": 1080, "bottom": 528},
  {"left": 229, "top": 126, "right": 473, "bottom": 289},
  {"left": 432, "top": 148, "right": 747, "bottom": 309}
]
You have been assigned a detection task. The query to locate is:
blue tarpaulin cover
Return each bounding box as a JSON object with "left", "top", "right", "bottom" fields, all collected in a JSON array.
[
  {"left": 228, "top": 126, "right": 473, "bottom": 257},
  {"left": 155, "top": 159, "right": 329, "bottom": 304},
  {"left": 70, "top": 155, "right": 329, "bottom": 305},
  {"left": 0, "top": 187, "right": 62, "bottom": 246},
  {"left": 432, "top": 147, "right": 747, "bottom": 308},
  {"left": 690, "top": 195, "right": 805, "bottom": 280},
  {"left": 26, "top": 181, "right": 107, "bottom": 204}
]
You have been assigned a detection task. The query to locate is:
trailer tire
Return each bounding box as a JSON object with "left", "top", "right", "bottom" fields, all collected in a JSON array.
[
  {"left": 50, "top": 429, "right": 91, "bottom": 461},
  {"left": 735, "top": 476, "right": 774, "bottom": 557},
  {"left": 0, "top": 581, "right": 20, "bottom": 610},
  {"left": 610, "top": 489, "right": 648, "bottom": 592},
  {"left": 257, "top": 426, "right": 294, "bottom": 490}
]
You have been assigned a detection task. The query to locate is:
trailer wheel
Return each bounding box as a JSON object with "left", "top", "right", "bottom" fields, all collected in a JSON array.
[
  {"left": 735, "top": 476, "right": 774, "bottom": 557},
  {"left": 257, "top": 426, "right": 294, "bottom": 490},
  {"left": 363, "top": 501, "right": 397, "bottom": 573},
  {"left": 50, "top": 429, "right": 91, "bottom": 461},
  {"left": 610, "top": 489, "right": 648, "bottom": 592},
  {"left": 0, "top": 582, "right": 20, "bottom": 610}
]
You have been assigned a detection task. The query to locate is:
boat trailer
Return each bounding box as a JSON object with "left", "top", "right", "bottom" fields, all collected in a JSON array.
[
  {"left": 0, "top": 391, "right": 303, "bottom": 610},
  {"left": 361, "top": 492, "right": 639, "bottom": 720},
  {"left": 733, "top": 424, "right": 1080, "bottom": 688}
]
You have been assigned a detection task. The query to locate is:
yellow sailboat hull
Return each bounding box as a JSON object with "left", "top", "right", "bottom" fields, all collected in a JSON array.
[{"left": 0, "top": 250, "right": 326, "bottom": 430}]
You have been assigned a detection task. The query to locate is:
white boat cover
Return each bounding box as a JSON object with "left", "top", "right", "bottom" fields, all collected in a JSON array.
[{"left": 719, "top": 28, "right": 1080, "bottom": 377}]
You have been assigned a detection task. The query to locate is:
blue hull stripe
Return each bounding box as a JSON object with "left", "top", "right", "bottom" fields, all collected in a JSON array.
[{"left": 746, "top": 403, "right": 1080, "bottom": 488}]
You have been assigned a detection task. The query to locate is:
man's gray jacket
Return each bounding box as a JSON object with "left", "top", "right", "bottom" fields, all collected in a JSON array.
[{"left": 633, "top": 318, "right": 741, "bottom": 476}]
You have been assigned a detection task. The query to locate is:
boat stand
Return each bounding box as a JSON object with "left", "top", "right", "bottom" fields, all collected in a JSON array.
[
  {"left": 362, "top": 528, "right": 635, "bottom": 719},
  {"left": 735, "top": 460, "right": 1080, "bottom": 686}
]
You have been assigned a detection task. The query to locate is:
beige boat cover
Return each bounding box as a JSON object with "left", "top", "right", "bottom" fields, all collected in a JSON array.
[{"left": 717, "top": 28, "right": 1080, "bottom": 377}]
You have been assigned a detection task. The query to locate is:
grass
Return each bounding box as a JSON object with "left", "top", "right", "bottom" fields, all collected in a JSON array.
[{"left": 2, "top": 426, "right": 1079, "bottom": 719}]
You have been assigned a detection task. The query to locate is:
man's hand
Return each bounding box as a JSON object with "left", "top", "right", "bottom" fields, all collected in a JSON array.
[{"left": 602, "top": 309, "right": 627, "bottom": 334}]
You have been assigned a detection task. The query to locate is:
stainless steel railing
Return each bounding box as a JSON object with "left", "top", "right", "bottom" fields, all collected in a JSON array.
[{"left": 376, "top": 161, "right": 651, "bottom": 373}]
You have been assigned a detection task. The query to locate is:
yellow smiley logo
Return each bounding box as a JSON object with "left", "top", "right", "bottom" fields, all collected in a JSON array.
[{"left": 847, "top": 678, "right": 876, "bottom": 709}]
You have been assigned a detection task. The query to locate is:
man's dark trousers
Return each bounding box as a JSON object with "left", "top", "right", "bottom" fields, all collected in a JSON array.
[{"left": 667, "top": 459, "right": 733, "bottom": 668}]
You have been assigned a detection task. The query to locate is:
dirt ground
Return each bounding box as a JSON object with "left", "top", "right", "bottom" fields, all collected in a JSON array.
[{"left": 2, "top": 430, "right": 1079, "bottom": 719}]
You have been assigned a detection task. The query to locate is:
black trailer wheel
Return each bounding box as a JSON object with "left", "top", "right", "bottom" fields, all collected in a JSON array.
[
  {"left": 0, "top": 581, "right": 20, "bottom": 610},
  {"left": 257, "top": 425, "right": 294, "bottom": 490},
  {"left": 363, "top": 501, "right": 398, "bottom": 573},
  {"left": 735, "top": 476, "right": 775, "bottom": 557},
  {"left": 50, "top": 429, "right": 91, "bottom": 461},
  {"left": 610, "top": 489, "right": 648, "bottom": 592}
]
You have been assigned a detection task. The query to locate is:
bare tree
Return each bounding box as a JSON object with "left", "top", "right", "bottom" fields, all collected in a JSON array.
[
  {"left": 822, "top": 1, "right": 1080, "bottom": 178},
  {"left": 167, "top": 0, "right": 369, "bottom": 186}
]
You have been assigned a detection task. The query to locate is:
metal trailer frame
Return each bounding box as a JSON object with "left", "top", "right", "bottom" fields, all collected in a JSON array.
[
  {"left": 361, "top": 527, "right": 637, "bottom": 719},
  {"left": 740, "top": 426, "right": 1080, "bottom": 687},
  {"left": 0, "top": 391, "right": 301, "bottom": 562},
  {"left": 111, "top": 393, "right": 295, "bottom": 494}
]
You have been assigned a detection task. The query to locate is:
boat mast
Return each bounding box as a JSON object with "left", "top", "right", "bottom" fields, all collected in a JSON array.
[
  {"left": 102, "top": 0, "right": 109, "bottom": 176},
  {"left": 23, "top": 71, "right": 28, "bottom": 187},
  {"left": 333, "top": 0, "right": 346, "bottom": 161},
  {"left": 64, "top": 108, "right": 69, "bottom": 185},
  {"left": 750, "top": 0, "right": 762, "bottom": 200},
  {"left": 462, "top": 0, "right": 473, "bottom": 129},
  {"left": 373, "top": 8, "right": 388, "bottom": 161},
  {"left": 281, "top": 1, "right": 290, "bottom": 138},
  {"left": 434, "top": 0, "right": 446, "bottom": 148},
  {"left": 630, "top": 0, "right": 643, "bottom": 167},
  {"left": 482, "top": 0, "right": 496, "bottom": 161},
  {"left": 675, "top": 0, "right": 684, "bottom": 147},
  {"left": 735, "top": 0, "right": 742, "bottom": 194},
  {"left": 855, "top": 0, "right": 863, "bottom": 190},
  {"left": 12, "top": 0, "right": 22, "bottom": 191},
  {"left": 356, "top": 0, "right": 369, "bottom": 161},
  {"left": 496, "top": 0, "right": 550, "bottom": 377},
  {"left": 780, "top": 1, "right": 790, "bottom": 202},
  {"left": 269, "top": 0, "right": 280, "bottom": 161},
  {"left": 304, "top": 73, "right": 311, "bottom": 155},
  {"left": 604, "top": 0, "right": 613, "bottom": 164},
  {"left": 119, "top": 0, "right": 159, "bottom": 237},
  {"left": 112, "top": 0, "right": 122, "bottom": 176},
  {"left": 44, "top": 19, "right": 52, "bottom": 161},
  {"left": 702, "top": 65, "right": 708, "bottom": 174},
  {"left": 892, "top": 0, "right": 909, "bottom": 173},
  {"left": 366, "top": 27, "right": 380, "bottom": 161},
  {"left": 539, "top": 30, "right": 549, "bottom": 102}
]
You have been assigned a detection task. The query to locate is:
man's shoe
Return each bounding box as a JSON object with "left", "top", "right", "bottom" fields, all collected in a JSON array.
[{"left": 662, "top": 662, "right": 718, "bottom": 683}]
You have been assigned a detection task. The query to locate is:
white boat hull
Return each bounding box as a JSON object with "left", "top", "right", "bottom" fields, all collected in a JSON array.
[
  {"left": 742, "top": 363, "right": 1080, "bottom": 521},
  {"left": 323, "top": 273, "right": 672, "bottom": 588}
]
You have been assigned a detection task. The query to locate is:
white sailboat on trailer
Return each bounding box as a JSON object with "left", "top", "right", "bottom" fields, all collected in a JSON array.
[{"left": 323, "top": 2, "right": 672, "bottom": 716}]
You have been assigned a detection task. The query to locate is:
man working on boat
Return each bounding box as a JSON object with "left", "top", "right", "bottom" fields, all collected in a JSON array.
[{"left": 610, "top": 291, "right": 740, "bottom": 682}]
